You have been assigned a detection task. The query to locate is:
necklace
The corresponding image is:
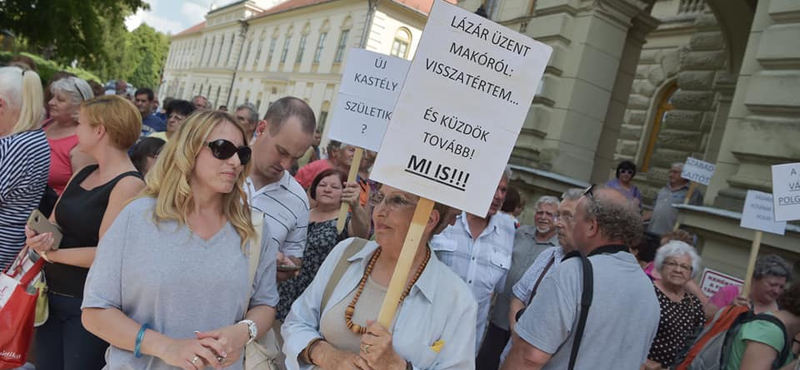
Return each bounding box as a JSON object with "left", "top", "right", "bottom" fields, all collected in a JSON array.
[{"left": 344, "top": 247, "right": 431, "bottom": 334}]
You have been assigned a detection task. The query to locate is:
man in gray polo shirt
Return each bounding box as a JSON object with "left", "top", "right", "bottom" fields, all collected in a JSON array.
[
  {"left": 501, "top": 186, "right": 660, "bottom": 370},
  {"left": 647, "top": 162, "right": 703, "bottom": 236}
]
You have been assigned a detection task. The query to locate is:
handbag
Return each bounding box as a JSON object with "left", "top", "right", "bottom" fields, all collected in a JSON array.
[
  {"left": 0, "top": 247, "right": 45, "bottom": 369},
  {"left": 243, "top": 210, "right": 280, "bottom": 370}
]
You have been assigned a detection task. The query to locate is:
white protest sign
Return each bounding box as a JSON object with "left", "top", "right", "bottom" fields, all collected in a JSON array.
[
  {"left": 370, "top": 1, "right": 552, "bottom": 216},
  {"left": 700, "top": 268, "right": 744, "bottom": 297},
  {"left": 681, "top": 157, "right": 716, "bottom": 186},
  {"left": 772, "top": 163, "right": 800, "bottom": 222},
  {"left": 740, "top": 190, "right": 787, "bottom": 235},
  {"left": 327, "top": 48, "right": 410, "bottom": 151}
]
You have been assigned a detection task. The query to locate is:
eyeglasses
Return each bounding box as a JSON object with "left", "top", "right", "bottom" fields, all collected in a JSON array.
[
  {"left": 371, "top": 192, "right": 417, "bottom": 210},
  {"left": 663, "top": 261, "right": 693, "bottom": 272},
  {"left": 205, "top": 139, "right": 251, "bottom": 165},
  {"left": 168, "top": 113, "right": 186, "bottom": 121},
  {"left": 583, "top": 184, "right": 595, "bottom": 199},
  {"left": 619, "top": 169, "right": 634, "bottom": 174}
]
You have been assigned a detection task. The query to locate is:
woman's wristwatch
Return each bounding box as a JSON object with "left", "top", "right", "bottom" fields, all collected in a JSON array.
[{"left": 238, "top": 319, "right": 257, "bottom": 345}]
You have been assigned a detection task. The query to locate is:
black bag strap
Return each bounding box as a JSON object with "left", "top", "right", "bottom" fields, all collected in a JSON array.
[
  {"left": 527, "top": 254, "right": 557, "bottom": 306},
  {"left": 562, "top": 251, "right": 594, "bottom": 370}
]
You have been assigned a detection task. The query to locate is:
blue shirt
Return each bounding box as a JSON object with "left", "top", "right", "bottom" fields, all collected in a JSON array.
[
  {"left": 282, "top": 238, "right": 477, "bottom": 370},
  {"left": 143, "top": 114, "right": 166, "bottom": 133}
]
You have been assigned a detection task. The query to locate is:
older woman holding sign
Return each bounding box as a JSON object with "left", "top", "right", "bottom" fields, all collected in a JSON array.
[{"left": 282, "top": 185, "right": 477, "bottom": 370}]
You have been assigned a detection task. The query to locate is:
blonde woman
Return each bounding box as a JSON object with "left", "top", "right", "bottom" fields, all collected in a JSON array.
[
  {"left": 25, "top": 95, "right": 146, "bottom": 369},
  {"left": 0, "top": 66, "right": 48, "bottom": 270},
  {"left": 82, "top": 110, "right": 278, "bottom": 370}
]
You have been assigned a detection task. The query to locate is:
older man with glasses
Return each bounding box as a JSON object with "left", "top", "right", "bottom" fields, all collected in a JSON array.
[
  {"left": 501, "top": 185, "right": 660, "bottom": 370},
  {"left": 646, "top": 162, "right": 704, "bottom": 236},
  {"left": 477, "top": 194, "right": 561, "bottom": 369}
]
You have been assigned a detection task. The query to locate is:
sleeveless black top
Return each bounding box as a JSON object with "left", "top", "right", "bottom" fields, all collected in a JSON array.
[{"left": 45, "top": 165, "right": 142, "bottom": 297}]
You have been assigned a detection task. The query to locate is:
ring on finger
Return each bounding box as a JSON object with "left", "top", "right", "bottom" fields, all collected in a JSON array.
[
  {"left": 362, "top": 344, "right": 371, "bottom": 354},
  {"left": 191, "top": 356, "right": 200, "bottom": 365},
  {"left": 217, "top": 355, "right": 225, "bottom": 363}
]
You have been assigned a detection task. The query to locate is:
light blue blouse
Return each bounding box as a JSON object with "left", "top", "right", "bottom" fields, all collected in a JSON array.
[{"left": 281, "top": 238, "right": 477, "bottom": 370}]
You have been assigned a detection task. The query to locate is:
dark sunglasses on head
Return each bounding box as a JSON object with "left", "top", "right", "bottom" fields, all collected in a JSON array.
[
  {"left": 583, "top": 184, "right": 595, "bottom": 198},
  {"left": 206, "top": 139, "right": 251, "bottom": 165}
]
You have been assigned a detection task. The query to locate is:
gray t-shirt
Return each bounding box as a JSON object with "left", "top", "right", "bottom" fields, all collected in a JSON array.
[
  {"left": 83, "top": 197, "right": 279, "bottom": 370},
  {"left": 514, "top": 251, "right": 660, "bottom": 370},
  {"left": 648, "top": 184, "right": 703, "bottom": 236}
]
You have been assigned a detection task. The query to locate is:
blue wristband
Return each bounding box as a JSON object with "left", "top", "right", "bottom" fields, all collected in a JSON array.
[{"left": 134, "top": 324, "right": 150, "bottom": 358}]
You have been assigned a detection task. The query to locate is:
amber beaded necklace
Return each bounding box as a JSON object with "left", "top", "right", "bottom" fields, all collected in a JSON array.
[{"left": 344, "top": 247, "right": 431, "bottom": 334}]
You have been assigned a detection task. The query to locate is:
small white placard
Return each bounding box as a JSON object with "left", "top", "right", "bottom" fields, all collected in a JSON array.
[
  {"left": 700, "top": 268, "right": 744, "bottom": 298},
  {"left": 327, "top": 48, "right": 410, "bottom": 152},
  {"left": 771, "top": 162, "right": 800, "bottom": 222},
  {"left": 681, "top": 157, "right": 716, "bottom": 186},
  {"left": 370, "top": 1, "right": 552, "bottom": 216},
  {"left": 740, "top": 190, "right": 786, "bottom": 235}
]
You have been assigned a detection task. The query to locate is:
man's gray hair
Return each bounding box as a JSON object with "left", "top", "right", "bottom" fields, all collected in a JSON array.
[
  {"left": 236, "top": 103, "right": 259, "bottom": 124},
  {"left": 503, "top": 166, "right": 512, "bottom": 180},
  {"left": 672, "top": 162, "right": 685, "bottom": 171},
  {"left": 754, "top": 254, "right": 793, "bottom": 282},
  {"left": 583, "top": 186, "right": 643, "bottom": 247},
  {"left": 50, "top": 77, "right": 94, "bottom": 105},
  {"left": 534, "top": 195, "right": 559, "bottom": 210},
  {"left": 561, "top": 188, "right": 584, "bottom": 201},
  {"left": 654, "top": 241, "right": 701, "bottom": 279}
]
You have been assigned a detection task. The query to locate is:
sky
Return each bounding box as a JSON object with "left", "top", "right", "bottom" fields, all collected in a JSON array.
[{"left": 125, "top": 0, "right": 238, "bottom": 35}]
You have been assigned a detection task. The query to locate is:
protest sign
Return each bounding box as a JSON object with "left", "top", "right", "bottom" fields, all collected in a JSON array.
[
  {"left": 327, "top": 48, "right": 410, "bottom": 152},
  {"left": 681, "top": 157, "right": 715, "bottom": 186},
  {"left": 740, "top": 190, "right": 787, "bottom": 235},
  {"left": 700, "top": 268, "right": 744, "bottom": 298},
  {"left": 772, "top": 163, "right": 800, "bottom": 222},
  {"left": 370, "top": 0, "right": 552, "bottom": 216}
]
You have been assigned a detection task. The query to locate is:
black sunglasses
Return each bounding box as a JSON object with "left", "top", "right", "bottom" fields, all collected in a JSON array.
[
  {"left": 206, "top": 139, "right": 251, "bottom": 165},
  {"left": 583, "top": 184, "right": 595, "bottom": 198}
]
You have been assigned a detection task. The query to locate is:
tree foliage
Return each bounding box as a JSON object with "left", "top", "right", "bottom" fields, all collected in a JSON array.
[
  {"left": 126, "top": 24, "right": 170, "bottom": 89},
  {"left": 0, "top": 0, "right": 148, "bottom": 63}
]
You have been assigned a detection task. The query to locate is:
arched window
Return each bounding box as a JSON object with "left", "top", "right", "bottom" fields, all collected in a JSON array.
[
  {"left": 281, "top": 25, "right": 294, "bottom": 63},
  {"left": 319, "top": 101, "right": 331, "bottom": 131},
  {"left": 297, "top": 23, "right": 311, "bottom": 64},
  {"left": 335, "top": 17, "right": 352, "bottom": 63},
  {"left": 315, "top": 20, "right": 330, "bottom": 63},
  {"left": 641, "top": 82, "right": 678, "bottom": 172},
  {"left": 390, "top": 28, "right": 411, "bottom": 59}
]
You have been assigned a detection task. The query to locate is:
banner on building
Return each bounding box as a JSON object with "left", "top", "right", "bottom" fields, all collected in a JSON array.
[
  {"left": 370, "top": 0, "right": 553, "bottom": 216},
  {"left": 327, "top": 48, "right": 410, "bottom": 152}
]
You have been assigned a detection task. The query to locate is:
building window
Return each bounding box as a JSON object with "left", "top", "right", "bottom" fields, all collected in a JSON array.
[
  {"left": 314, "top": 32, "right": 327, "bottom": 63},
  {"left": 201, "top": 39, "right": 208, "bottom": 64},
  {"left": 267, "top": 36, "right": 277, "bottom": 65},
  {"left": 335, "top": 29, "right": 349, "bottom": 63},
  {"left": 641, "top": 83, "right": 678, "bottom": 172},
  {"left": 281, "top": 36, "right": 292, "bottom": 63},
  {"left": 296, "top": 34, "right": 308, "bottom": 64},
  {"left": 390, "top": 28, "right": 411, "bottom": 59},
  {"left": 243, "top": 40, "right": 253, "bottom": 69},
  {"left": 253, "top": 32, "right": 265, "bottom": 69}
]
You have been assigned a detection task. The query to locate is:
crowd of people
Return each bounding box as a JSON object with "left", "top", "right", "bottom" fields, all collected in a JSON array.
[{"left": 0, "top": 57, "right": 797, "bottom": 370}]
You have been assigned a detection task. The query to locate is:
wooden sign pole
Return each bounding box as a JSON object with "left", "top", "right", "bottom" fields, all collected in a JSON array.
[
  {"left": 337, "top": 148, "right": 364, "bottom": 233},
  {"left": 377, "top": 198, "right": 435, "bottom": 328},
  {"left": 741, "top": 230, "right": 763, "bottom": 297},
  {"left": 673, "top": 181, "right": 698, "bottom": 232}
]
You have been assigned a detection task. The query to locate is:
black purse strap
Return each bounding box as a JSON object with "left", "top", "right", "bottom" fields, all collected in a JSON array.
[
  {"left": 527, "top": 254, "right": 557, "bottom": 306},
  {"left": 569, "top": 253, "right": 593, "bottom": 370}
]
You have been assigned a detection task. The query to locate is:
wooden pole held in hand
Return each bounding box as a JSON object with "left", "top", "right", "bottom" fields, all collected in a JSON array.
[
  {"left": 337, "top": 148, "right": 364, "bottom": 233},
  {"left": 741, "top": 230, "right": 763, "bottom": 297},
  {"left": 377, "top": 197, "right": 435, "bottom": 329}
]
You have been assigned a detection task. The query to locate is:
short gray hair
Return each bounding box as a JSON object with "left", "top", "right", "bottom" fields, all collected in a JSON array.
[
  {"left": 503, "top": 166, "right": 512, "bottom": 180},
  {"left": 654, "top": 240, "right": 701, "bottom": 278},
  {"left": 583, "top": 186, "right": 643, "bottom": 247},
  {"left": 50, "top": 76, "right": 94, "bottom": 105},
  {"left": 534, "top": 195, "right": 559, "bottom": 210},
  {"left": 754, "top": 254, "right": 792, "bottom": 282},
  {"left": 671, "top": 162, "right": 684, "bottom": 171},
  {"left": 561, "top": 188, "right": 584, "bottom": 201},
  {"left": 236, "top": 103, "right": 259, "bottom": 124}
]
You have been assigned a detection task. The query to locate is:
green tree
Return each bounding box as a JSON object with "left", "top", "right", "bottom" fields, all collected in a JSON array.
[
  {"left": 126, "top": 24, "right": 170, "bottom": 89},
  {"left": 0, "top": 0, "right": 148, "bottom": 63}
]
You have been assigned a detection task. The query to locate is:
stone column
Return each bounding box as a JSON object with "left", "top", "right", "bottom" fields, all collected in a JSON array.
[
  {"left": 710, "top": 0, "right": 800, "bottom": 211},
  {"left": 510, "top": 0, "right": 655, "bottom": 181}
]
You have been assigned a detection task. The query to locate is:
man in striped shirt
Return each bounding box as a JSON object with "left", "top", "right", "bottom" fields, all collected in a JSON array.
[{"left": 247, "top": 97, "right": 316, "bottom": 282}]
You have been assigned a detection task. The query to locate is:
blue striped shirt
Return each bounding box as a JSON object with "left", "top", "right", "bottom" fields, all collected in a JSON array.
[{"left": 0, "top": 129, "right": 50, "bottom": 270}]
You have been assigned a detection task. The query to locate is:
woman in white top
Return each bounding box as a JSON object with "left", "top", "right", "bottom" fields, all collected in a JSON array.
[
  {"left": 82, "top": 110, "right": 278, "bottom": 370},
  {"left": 282, "top": 185, "right": 478, "bottom": 370}
]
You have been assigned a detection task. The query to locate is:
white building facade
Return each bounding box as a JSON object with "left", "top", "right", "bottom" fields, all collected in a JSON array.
[{"left": 161, "top": 0, "right": 434, "bottom": 135}]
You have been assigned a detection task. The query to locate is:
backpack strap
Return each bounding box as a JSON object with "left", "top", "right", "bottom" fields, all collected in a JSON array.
[
  {"left": 562, "top": 251, "right": 594, "bottom": 370},
  {"left": 320, "top": 238, "right": 369, "bottom": 311},
  {"left": 749, "top": 314, "right": 792, "bottom": 369}
]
